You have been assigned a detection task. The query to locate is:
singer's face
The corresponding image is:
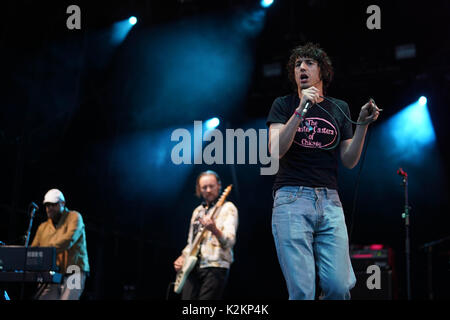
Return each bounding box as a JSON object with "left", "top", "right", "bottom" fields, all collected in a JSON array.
[
  {"left": 295, "top": 57, "right": 322, "bottom": 90},
  {"left": 198, "top": 175, "right": 221, "bottom": 205},
  {"left": 45, "top": 201, "right": 64, "bottom": 220}
]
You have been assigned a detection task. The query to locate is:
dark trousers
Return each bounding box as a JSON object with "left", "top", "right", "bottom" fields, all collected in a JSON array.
[{"left": 181, "top": 266, "right": 229, "bottom": 300}]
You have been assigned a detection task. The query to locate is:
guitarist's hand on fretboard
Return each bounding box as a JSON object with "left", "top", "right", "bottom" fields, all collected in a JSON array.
[
  {"left": 199, "top": 216, "right": 222, "bottom": 239},
  {"left": 199, "top": 215, "right": 215, "bottom": 231}
]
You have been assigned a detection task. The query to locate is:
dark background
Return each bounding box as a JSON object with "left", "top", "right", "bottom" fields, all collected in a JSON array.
[{"left": 1, "top": 0, "right": 449, "bottom": 300}]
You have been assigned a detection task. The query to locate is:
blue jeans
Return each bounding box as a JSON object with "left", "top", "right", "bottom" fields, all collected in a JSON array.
[{"left": 272, "top": 186, "right": 356, "bottom": 300}]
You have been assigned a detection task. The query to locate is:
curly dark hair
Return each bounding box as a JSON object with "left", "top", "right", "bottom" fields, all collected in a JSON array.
[{"left": 286, "top": 42, "right": 334, "bottom": 93}]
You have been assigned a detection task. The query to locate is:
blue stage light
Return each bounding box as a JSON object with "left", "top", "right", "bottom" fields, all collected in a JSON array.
[
  {"left": 261, "top": 0, "right": 274, "bottom": 8},
  {"left": 112, "top": 17, "right": 137, "bottom": 45},
  {"left": 129, "top": 16, "right": 137, "bottom": 25},
  {"left": 384, "top": 98, "right": 435, "bottom": 162},
  {"left": 205, "top": 117, "right": 220, "bottom": 130},
  {"left": 418, "top": 96, "right": 427, "bottom": 106}
]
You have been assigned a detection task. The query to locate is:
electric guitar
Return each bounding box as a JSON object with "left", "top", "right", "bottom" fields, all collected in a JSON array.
[{"left": 173, "top": 185, "right": 233, "bottom": 294}]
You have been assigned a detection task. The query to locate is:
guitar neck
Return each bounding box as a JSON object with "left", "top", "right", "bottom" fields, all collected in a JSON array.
[{"left": 189, "top": 205, "right": 220, "bottom": 257}]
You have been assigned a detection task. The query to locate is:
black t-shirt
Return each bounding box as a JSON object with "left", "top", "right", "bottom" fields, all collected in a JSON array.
[{"left": 266, "top": 94, "right": 353, "bottom": 190}]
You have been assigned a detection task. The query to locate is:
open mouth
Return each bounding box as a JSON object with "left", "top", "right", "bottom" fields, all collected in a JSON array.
[{"left": 300, "top": 74, "right": 309, "bottom": 82}]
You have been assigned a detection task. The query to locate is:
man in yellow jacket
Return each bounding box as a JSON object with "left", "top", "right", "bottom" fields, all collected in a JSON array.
[{"left": 31, "top": 189, "right": 89, "bottom": 300}]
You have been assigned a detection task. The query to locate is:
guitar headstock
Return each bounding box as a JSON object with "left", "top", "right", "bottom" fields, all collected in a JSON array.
[{"left": 216, "top": 185, "right": 233, "bottom": 207}]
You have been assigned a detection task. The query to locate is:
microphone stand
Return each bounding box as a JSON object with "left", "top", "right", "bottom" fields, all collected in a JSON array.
[
  {"left": 21, "top": 203, "right": 38, "bottom": 300},
  {"left": 398, "top": 168, "right": 411, "bottom": 300},
  {"left": 25, "top": 204, "right": 38, "bottom": 248}
]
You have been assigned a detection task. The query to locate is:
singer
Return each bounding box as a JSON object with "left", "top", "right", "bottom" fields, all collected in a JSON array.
[{"left": 266, "top": 43, "right": 380, "bottom": 300}]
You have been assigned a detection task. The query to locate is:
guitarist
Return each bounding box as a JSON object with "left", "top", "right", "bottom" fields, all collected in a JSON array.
[{"left": 173, "top": 171, "right": 238, "bottom": 300}]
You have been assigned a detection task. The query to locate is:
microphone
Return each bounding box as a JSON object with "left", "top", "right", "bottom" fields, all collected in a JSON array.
[
  {"left": 300, "top": 100, "right": 314, "bottom": 132},
  {"left": 397, "top": 168, "right": 408, "bottom": 178},
  {"left": 300, "top": 100, "right": 313, "bottom": 117},
  {"left": 29, "top": 202, "right": 39, "bottom": 218}
]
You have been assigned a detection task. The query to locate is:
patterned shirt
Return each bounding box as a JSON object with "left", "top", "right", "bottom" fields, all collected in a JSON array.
[{"left": 182, "top": 201, "right": 238, "bottom": 269}]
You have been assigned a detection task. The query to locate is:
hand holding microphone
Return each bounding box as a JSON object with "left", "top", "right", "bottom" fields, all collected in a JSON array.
[
  {"left": 294, "top": 87, "right": 320, "bottom": 132},
  {"left": 298, "top": 87, "right": 321, "bottom": 113},
  {"left": 296, "top": 87, "right": 319, "bottom": 118}
]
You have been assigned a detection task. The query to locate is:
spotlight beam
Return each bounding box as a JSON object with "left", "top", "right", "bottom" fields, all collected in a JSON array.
[{"left": 261, "top": 0, "right": 274, "bottom": 8}]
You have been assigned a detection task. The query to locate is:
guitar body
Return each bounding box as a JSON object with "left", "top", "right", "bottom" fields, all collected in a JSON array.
[{"left": 174, "top": 255, "right": 198, "bottom": 294}]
